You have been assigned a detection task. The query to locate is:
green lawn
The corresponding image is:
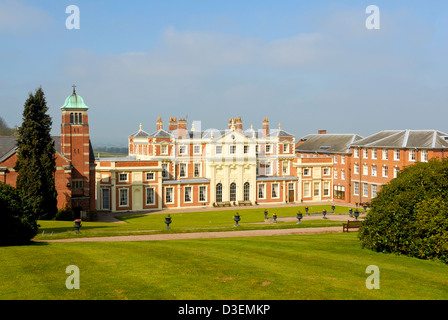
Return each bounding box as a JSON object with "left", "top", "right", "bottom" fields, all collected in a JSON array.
[
  {"left": 34, "top": 205, "right": 355, "bottom": 240},
  {"left": 1, "top": 233, "right": 447, "bottom": 300}
]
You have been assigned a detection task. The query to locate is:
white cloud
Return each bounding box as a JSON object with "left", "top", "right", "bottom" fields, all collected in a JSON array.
[
  {"left": 56, "top": 9, "right": 446, "bottom": 144},
  {"left": 259, "top": 33, "right": 325, "bottom": 67},
  {"left": 0, "top": 0, "right": 54, "bottom": 35}
]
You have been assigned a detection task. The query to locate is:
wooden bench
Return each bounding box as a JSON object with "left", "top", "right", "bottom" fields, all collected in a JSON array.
[
  {"left": 238, "top": 201, "right": 252, "bottom": 206},
  {"left": 216, "top": 201, "right": 231, "bottom": 207},
  {"left": 342, "top": 220, "right": 362, "bottom": 232}
]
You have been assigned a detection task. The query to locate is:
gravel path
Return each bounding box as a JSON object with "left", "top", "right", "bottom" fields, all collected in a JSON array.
[
  {"left": 40, "top": 226, "right": 346, "bottom": 243},
  {"left": 42, "top": 205, "right": 364, "bottom": 243}
]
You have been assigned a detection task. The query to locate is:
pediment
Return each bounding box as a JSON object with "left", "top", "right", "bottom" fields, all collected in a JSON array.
[{"left": 213, "top": 129, "right": 254, "bottom": 144}]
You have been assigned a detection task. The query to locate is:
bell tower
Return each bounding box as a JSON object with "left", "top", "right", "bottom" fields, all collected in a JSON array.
[{"left": 60, "top": 85, "right": 95, "bottom": 214}]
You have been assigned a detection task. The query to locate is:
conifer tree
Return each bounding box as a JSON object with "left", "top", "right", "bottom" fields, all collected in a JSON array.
[{"left": 14, "top": 87, "right": 58, "bottom": 220}]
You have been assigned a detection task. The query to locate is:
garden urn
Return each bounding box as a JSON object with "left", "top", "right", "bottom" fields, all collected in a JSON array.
[
  {"left": 74, "top": 219, "right": 82, "bottom": 234},
  {"left": 354, "top": 210, "right": 360, "bottom": 220},
  {"left": 296, "top": 213, "right": 303, "bottom": 224},
  {"left": 234, "top": 214, "right": 240, "bottom": 227},
  {"left": 165, "top": 215, "right": 172, "bottom": 229}
]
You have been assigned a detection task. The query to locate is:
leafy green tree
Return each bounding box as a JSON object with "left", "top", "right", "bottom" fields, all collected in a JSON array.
[
  {"left": 0, "top": 182, "right": 39, "bottom": 245},
  {"left": 359, "top": 158, "right": 448, "bottom": 263},
  {"left": 14, "top": 87, "right": 58, "bottom": 220},
  {"left": 0, "top": 116, "right": 15, "bottom": 136}
]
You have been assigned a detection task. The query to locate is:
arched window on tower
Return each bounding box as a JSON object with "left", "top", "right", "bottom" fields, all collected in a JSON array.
[
  {"left": 78, "top": 113, "right": 82, "bottom": 124},
  {"left": 74, "top": 113, "right": 79, "bottom": 124},
  {"left": 70, "top": 113, "right": 74, "bottom": 124}
]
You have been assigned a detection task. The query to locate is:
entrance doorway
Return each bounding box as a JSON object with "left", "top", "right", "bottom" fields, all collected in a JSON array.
[
  {"left": 102, "top": 188, "right": 110, "bottom": 210},
  {"left": 288, "top": 183, "right": 295, "bottom": 202}
]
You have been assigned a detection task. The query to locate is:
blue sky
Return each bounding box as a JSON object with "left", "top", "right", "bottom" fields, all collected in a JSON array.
[{"left": 1, "top": 0, "right": 447, "bottom": 146}]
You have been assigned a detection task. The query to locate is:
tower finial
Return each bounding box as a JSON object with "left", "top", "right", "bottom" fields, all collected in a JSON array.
[
  {"left": 72, "top": 84, "right": 77, "bottom": 95},
  {"left": 139, "top": 123, "right": 142, "bottom": 131}
]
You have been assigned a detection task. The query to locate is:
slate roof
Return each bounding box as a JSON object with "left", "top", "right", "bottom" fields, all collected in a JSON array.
[
  {"left": 0, "top": 136, "right": 94, "bottom": 163},
  {"left": 0, "top": 137, "right": 18, "bottom": 162},
  {"left": 351, "top": 130, "right": 448, "bottom": 149},
  {"left": 267, "top": 129, "right": 295, "bottom": 138},
  {"left": 130, "top": 127, "right": 295, "bottom": 140},
  {"left": 295, "top": 134, "right": 363, "bottom": 154},
  {"left": 129, "top": 129, "right": 152, "bottom": 138}
]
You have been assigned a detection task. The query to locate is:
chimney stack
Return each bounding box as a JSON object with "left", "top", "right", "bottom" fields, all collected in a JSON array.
[
  {"left": 156, "top": 117, "right": 163, "bottom": 130},
  {"left": 168, "top": 117, "right": 177, "bottom": 131},
  {"left": 262, "top": 117, "right": 269, "bottom": 137},
  {"left": 177, "top": 118, "right": 187, "bottom": 138},
  {"left": 234, "top": 117, "right": 243, "bottom": 132},
  {"left": 318, "top": 129, "right": 327, "bottom": 135},
  {"left": 228, "top": 118, "right": 234, "bottom": 130},
  {"left": 228, "top": 117, "right": 243, "bottom": 131}
]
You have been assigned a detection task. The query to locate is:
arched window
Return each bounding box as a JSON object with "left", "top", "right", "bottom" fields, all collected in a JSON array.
[
  {"left": 74, "top": 113, "right": 78, "bottom": 124},
  {"left": 78, "top": 113, "right": 82, "bottom": 124},
  {"left": 244, "top": 182, "right": 250, "bottom": 201},
  {"left": 230, "top": 183, "right": 236, "bottom": 201},
  {"left": 216, "top": 183, "right": 223, "bottom": 203},
  {"left": 70, "top": 113, "right": 74, "bottom": 124}
]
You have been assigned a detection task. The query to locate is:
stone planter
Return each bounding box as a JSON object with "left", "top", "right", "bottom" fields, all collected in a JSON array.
[
  {"left": 165, "top": 215, "right": 172, "bottom": 229},
  {"left": 234, "top": 214, "right": 241, "bottom": 227},
  {"left": 74, "top": 219, "right": 82, "bottom": 234}
]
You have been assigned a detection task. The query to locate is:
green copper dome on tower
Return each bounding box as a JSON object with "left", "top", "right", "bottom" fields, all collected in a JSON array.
[{"left": 60, "top": 85, "right": 89, "bottom": 109}]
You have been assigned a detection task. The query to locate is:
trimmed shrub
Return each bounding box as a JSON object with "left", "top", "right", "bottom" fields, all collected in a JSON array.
[
  {"left": 55, "top": 206, "right": 75, "bottom": 221},
  {"left": 0, "top": 182, "right": 39, "bottom": 246},
  {"left": 358, "top": 158, "right": 448, "bottom": 263}
]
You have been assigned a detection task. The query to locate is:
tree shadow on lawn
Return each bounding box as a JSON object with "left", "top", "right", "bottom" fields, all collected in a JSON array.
[{"left": 37, "top": 225, "right": 113, "bottom": 234}]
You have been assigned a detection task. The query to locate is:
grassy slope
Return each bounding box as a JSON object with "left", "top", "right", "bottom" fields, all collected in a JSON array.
[{"left": 1, "top": 233, "right": 447, "bottom": 300}]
